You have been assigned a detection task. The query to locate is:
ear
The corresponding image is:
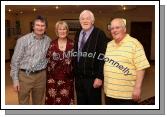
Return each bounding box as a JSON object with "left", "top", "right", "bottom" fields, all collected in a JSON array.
[
  {"left": 124, "top": 28, "right": 126, "bottom": 33},
  {"left": 33, "top": 25, "right": 35, "bottom": 30},
  {"left": 92, "top": 20, "right": 94, "bottom": 25}
]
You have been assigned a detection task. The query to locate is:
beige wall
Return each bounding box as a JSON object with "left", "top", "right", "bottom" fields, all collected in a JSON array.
[
  {"left": 5, "top": 6, "right": 155, "bottom": 60},
  {"left": 5, "top": 14, "right": 18, "bottom": 60}
]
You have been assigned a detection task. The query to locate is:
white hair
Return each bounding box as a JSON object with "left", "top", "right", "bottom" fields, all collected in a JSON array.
[
  {"left": 121, "top": 18, "right": 126, "bottom": 28},
  {"left": 111, "top": 18, "right": 126, "bottom": 29},
  {"left": 79, "top": 10, "right": 95, "bottom": 23}
]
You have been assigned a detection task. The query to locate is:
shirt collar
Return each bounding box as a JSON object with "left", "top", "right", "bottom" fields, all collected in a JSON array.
[
  {"left": 113, "top": 34, "right": 129, "bottom": 47},
  {"left": 32, "top": 32, "right": 45, "bottom": 40},
  {"left": 81, "top": 26, "right": 94, "bottom": 36}
]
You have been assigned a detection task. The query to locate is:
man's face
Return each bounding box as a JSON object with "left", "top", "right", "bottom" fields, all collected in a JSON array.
[
  {"left": 110, "top": 20, "right": 126, "bottom": 41},
  {"left": 80, "top": 13, "right": 93, "bottom": 31},
  {"left": 33, "top": 20, "right": 46, "bottom": 36}
]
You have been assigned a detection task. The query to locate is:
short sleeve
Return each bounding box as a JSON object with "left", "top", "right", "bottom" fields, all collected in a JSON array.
[{"left": 133, "top": 42, "right": 150, "bottom": 71}]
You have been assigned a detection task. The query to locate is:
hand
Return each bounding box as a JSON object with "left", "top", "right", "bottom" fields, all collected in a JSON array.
[
  {"left": 13, "top": 81, "right": 20, "bottom": 92},
  {"left": 93, "top": 78, "right": 102, "bottom": 88},
  {"left": 132, "top": 87, "right": 141, "bottom": 102}
]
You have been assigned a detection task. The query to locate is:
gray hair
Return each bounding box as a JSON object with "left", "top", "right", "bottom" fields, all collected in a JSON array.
[{"left": 79, "top": 10, "right": 95, "bottom": 23}]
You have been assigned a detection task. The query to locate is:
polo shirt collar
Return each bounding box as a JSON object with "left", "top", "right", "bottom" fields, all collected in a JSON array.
[{"left": 113, "top": 34, "right": 130, "bottom": 47}]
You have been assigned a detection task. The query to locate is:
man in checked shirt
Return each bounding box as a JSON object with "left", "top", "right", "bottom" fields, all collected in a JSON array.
[{"left": 10, "top": 15, "right": 51, "bottom": 104}]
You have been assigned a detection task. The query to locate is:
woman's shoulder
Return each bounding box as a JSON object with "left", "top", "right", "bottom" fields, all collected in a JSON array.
[
  {"left": 67, "top": 38, "right": 74, "bottom": 43},
  {"left": 50, "top": 38, "right": 58, "bottom": 44},
  {"left": 67, "top": 38, "right": 74, "bottom": 48}
]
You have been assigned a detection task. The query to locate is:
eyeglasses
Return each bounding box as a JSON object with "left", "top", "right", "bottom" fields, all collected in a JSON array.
[{"left": 110, "top": 26, "right": 124, "bottom": 31}]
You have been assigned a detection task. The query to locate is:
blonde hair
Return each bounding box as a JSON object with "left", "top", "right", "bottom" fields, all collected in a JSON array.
[
  {"left": 55, "top": 21, "right": 69, "bottom": 37},
  {"left": 79, "top": 10, "right": 95, "bottom": 23}
]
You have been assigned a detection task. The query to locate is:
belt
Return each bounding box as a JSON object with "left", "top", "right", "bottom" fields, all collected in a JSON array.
[{"left": 20, "top": 69, "right": 45, "bottom": 74}]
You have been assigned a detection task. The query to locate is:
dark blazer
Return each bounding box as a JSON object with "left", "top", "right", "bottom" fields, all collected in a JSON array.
[{"left": 73, "top": 27, "right": 108, "bottom": 80}]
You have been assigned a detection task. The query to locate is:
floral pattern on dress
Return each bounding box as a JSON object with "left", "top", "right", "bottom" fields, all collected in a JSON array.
[
  {"left": 48, "top": 79, "right": 55, "bottom": 83},
  {"left": 57, "top": 80, "right": 65, "bottom": 85},
  {"left": 60, "top": 89, "right": 69, "bottom": 97},
  {"left": 48, "top": 88, "right": 57, "bottom": 98},
  {"left": 56, "top": 97, "right": 61, "bottom": 103},
  {"left": 65, "top": 59, "right": 71, "bottom": 65}
]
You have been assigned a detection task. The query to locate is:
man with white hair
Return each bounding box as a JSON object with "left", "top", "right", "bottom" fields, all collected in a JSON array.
[
  {"left": 104, "top": 18, "right": 150, "bottom": 105},
  {"left": 73, "top": 10, "right": 108, "bottom": 105}
]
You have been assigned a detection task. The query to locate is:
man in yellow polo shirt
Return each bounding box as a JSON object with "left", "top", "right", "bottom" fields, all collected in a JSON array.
[{"left": 103, "top": 18, "right": 150, "bottom": 105}]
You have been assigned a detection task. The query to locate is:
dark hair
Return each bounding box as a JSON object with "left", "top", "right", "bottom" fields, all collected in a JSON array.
[{"left": 33, "top": 15, "right": 48, "bottom": 28}]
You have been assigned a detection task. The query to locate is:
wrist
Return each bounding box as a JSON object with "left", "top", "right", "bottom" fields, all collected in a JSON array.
[{"left": 13, "top": 80, "right": 19, "bottom": 85}]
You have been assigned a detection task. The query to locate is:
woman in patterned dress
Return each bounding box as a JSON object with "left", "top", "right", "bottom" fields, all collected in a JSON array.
[{"left": 45, "top": 21, "right": 74, "bottom": 105}]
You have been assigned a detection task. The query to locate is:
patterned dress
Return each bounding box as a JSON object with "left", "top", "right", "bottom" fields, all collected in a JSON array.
[{"left": 45, "top": 38, "right": 74, "bottom": 105}]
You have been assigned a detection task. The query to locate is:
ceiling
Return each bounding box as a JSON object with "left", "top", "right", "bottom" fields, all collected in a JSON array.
[{"left": 5, "top": 5, "right": 137, "bottom": 15}]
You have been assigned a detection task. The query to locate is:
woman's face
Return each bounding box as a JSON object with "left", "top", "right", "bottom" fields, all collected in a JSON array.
[{"left": 57, "top": 24, "right": 67, "bottom": 39}]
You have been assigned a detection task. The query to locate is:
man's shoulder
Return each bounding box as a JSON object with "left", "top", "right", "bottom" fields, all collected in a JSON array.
[
  {"left": 23, "top": 32, "right": 33, "bottom": 37},
  {"left": 44, "top": 35, "right": 51, "bottom": 42},
  {"left": 107, "top": 40, "right": 114, "bottom": 45},
  {"left": 17, "top": 33, "right": 32, "bottom": 42},
  {"left": 127, "top": 35, "right": 142, "bottom": 46},
  {"left": 125, "top": 35, "right": 143, "bottom": 49},
  {"left": 93, "top": 27, "right": 104, "bottom": 33}
]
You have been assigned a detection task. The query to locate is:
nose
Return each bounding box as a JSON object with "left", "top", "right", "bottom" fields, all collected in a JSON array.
[{"left": 111, "top": 28, "right": 116, "bottom": 33}]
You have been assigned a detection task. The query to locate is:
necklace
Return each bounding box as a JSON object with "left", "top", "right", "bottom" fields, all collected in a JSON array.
[{"left": 58, "top": 38, "right": 67, "bottom": 51}]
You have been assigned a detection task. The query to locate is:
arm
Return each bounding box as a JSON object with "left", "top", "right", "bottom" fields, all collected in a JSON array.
[
  {"left": 95, "top": 30, "right": 108, "bottom": 80},
  {"left": 72, "top": 31, "right": 80, "bottom": 75},
  {"left": 10, "top": 38, "right": 24, "bottom": 92},
  {"left": 132, "top": 40, "right": 150, "bottom": 101},
  {"left": 132, "top": 70, "right": 145, "bottom": 101},
  {"left": 93, "top": 30, "right": 108, "bottom": 88}
]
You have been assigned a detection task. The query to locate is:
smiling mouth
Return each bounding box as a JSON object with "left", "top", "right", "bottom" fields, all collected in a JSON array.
[{"left": 113, "top": 33, "right": 119, "bottom": 36}]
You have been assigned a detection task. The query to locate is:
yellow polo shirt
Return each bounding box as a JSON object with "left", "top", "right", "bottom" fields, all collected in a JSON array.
[{"left": 104, "top": 34, "right": 150, "bottom": 99}]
